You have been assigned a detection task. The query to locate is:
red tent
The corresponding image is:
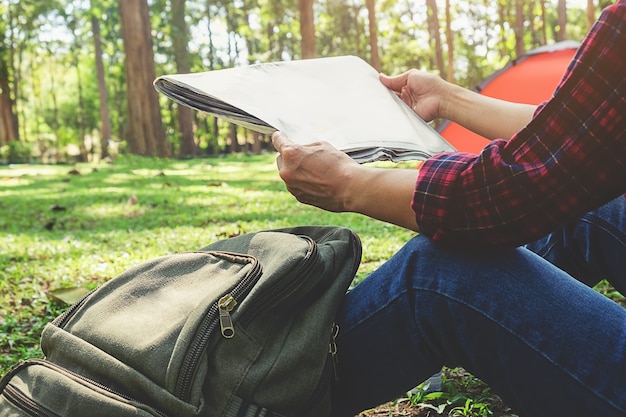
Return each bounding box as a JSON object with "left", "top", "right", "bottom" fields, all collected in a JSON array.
[{"left": 438, "top": 41, "right": 580, "bottom": 154}]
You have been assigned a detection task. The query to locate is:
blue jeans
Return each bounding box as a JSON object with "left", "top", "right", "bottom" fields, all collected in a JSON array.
[{"left": 331, "top": 196, "right": 626, "bottom": 417}]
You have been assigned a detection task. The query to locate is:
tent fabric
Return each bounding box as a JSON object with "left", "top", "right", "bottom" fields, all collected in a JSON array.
[{"left": 438, "top": 41, "right": 580, "bottom": 154}]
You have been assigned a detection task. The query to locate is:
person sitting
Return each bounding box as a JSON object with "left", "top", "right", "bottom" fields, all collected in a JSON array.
[{"left": 272, "top": 2, "right": 626, "bottom": 416}]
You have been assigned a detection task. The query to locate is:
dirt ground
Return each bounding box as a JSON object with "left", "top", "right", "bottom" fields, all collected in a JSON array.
[{"left": 354, "top": 368, "right": 518, "bottom": 417}]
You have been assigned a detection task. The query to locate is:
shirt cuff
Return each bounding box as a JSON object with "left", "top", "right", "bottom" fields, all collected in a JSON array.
[{"left": 412, "top": 152, "right": 476, "bottom": 242}]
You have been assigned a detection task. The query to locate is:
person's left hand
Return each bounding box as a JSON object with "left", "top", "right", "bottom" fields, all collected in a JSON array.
[{"left": 272, "top": 131, "right": 360, "bottom": 212}]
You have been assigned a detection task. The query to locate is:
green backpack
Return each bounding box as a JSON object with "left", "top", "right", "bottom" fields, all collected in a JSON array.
[{"left": 0, "top": 226, "right": 361, "bottom": 417}]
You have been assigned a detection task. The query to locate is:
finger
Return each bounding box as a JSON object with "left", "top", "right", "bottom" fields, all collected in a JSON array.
[{"left": 271, "top": 131, "right": 293, "bottom": 153}]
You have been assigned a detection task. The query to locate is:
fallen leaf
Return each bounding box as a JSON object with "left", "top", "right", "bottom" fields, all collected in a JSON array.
[{"left": 46, "top": 286, "right": 92, "bottom": 305}]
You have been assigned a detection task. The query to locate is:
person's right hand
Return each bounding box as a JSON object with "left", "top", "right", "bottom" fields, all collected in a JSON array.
[
  {"left": 379, "top": 70, "right": 451, "bottom": 122},
  {"left": 381, "top": 69, "right": 537, "bottom": 141}
]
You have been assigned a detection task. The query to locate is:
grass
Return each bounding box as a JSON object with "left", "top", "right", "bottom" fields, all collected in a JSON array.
[
  {"left": 0, "top": 153, "right": 414, "bottom": 372},
  {"left": 1, "top": 153, "right": 623, "bottom": 417}
]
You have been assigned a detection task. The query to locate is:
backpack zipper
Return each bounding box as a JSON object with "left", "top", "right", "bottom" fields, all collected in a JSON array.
[
  {"left": 236, "top": 235, "right": 319, "bottom": 328},
  {"left": 217, "top": 294, "right": 238, "bottom": 338},
  {"left": 175, "top": 252, "right": 263, "bottom": 401},
  {"left": 297, "top": 230, "right": 362, "bottom": 415},
  {"left": 175, "top": 237, "right": 318, "bottom": 402}
]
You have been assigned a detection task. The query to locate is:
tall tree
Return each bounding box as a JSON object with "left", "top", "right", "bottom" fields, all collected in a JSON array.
[
  {"left": 556, "top": 0, "right": 567, "bottom": 41},
  {"left": 587, "top": 0, "right": 596, "bottom": 30},
  {"left": 203, "top": 0, "right": 220, "bottom": 154},
  {"left": 425, "top": 0, "right": 445, "bottom": 79},
  {"left": 118, "top": 0, "right": 169, "bottom": 157},
  {"left": 67, "top": 14, "right": 89, "bottom": 162},
  {"left": 514, "top": 0, "right": 525, "bottom": 57},
  {"left": 444, "top": 0, "right": 454, "bottom": 82},
  {"left": 365, "top": 0, "right": 381, "bottom": 71},
  {"left": 299, "top": 0, "right": 316, "bottom": 58},
  {"left": 539, "top": 0, "right": 548, "bottom": 45},
  {"left": 171, "top": 0, "right": 196, "bottom": 157},
  {"left": 0, "top": 2, "right": 19, "bottom": 145},
  {"left": 91, "top": 11, "right": 112, "bottom": 160}
]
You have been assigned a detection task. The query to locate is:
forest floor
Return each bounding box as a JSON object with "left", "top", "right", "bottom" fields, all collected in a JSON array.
[
  {"left": 356, "top": 367, "right": 518, "bottom": 417},
  {"left": 2, "top": 156, "right": 624, "bottom": 417}
]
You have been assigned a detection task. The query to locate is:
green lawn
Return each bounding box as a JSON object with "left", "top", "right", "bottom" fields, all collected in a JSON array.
[
  {"left": 1, "top": 153, "right": 621, "bottom": 417},
  {"left": 0, "top": 153, "right": 415, "bottom": 374}
]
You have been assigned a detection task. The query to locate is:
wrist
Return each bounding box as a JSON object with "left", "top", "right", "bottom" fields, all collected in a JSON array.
[
  {"left": 341, "top": 164, "right": 371, "bottom": 214},
  {"left": 343, "top": 166, "right": 420, "bottom": 231},
  {"left": 438, "top": 82, "right": 466, "bottom": 121}
]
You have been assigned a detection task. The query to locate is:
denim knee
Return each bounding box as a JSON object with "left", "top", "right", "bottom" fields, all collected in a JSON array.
[
  {"left": 335, "top": 234, "right": 626, "bottom": 417},
  {"left": 525, "top": 196, "right": 626, "bottom": 292}
]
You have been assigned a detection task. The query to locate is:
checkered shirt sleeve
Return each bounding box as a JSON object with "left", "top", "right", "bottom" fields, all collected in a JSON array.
[{"left": 413, "top": 1, "right": 626, "bottom": 247}]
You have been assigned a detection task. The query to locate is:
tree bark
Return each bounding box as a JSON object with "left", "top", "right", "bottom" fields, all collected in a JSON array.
[
  {"left": 444, "top": 0, "right": 454, "bottom": 82},
  {"left": 229, "top": 124, "right": 240, "bottom": 153},
  {"left": 540, "top": 0, "right": 548, "bottom": 45},
  {"left": 91, "top": 14, "right": 112, "bottom": 159},
  {"left": 118, "top": 0, "right": 169, "bottom": 157},
  {"left": 556, "top": 0, "right": 567, "bottom": 41},
  {"left": 0, "top": 10, "right": 18, "bottom": 145},
  {"left": 171, "top": 0, "right": 196, "bottom": 157},
  {"left": 587, "top": 0, "right": 596, "bottom": 30},
  {"left": 0, "top": 69, "right": 17, "bottom": 146},
  {"left": 514, "top": 0, "right": 525, "bottom": 57},
  {"left": 426, "top": 0, "right": 445, "bottom": 79},
  {"left": 299, "top": 0, "right": 316, "bottom": 58},
  {"left": 365, "top": 0, "right": 381, "bottom": 71}
]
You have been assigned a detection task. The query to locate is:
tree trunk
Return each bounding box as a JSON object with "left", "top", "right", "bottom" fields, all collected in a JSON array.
[
  {"left": 0, "top": 70, "right": 17, "bottom": 146},
  {"left": 444, "top": 0, "right": 454, "bottom": 82},
  {"left": 118, "top": 0, "right": 169, "bottom": 157},
  {"left": 252, "top": 131, "right": 263, "bottom": 154},
  {"left": 171, "top": 0, "right": 196, "bottom": 157},
  {"left": 425, "top": 0, "right": 445, "bottom": 79},
  {"left": 540, "top": 0, "right": 548, "bottom": 45},
  {"left": 365, "top": 0, "right": 381, "bottom": 71},
  {"left": 229, "top": 124, "right": 240, "bottom": 153},
  {"left": 587, "top": 0, "right": 596, "bottom": 30},
  {"left": 0, "top": 15, "right": 18, "bottom": 145},
  {"left": 514, "top": 0, "right": 525, "bottom": 58},
  {"left": 556, "top": 0, "right": 567, "bottom": 41},
  {"left": 75, "top": 58, "right": 89, "bottom": 162},
  {"left": 299, "top": 0, "right": 316, "bottom": 58},
  {"left": 69, "top": 18, "right": 89, "bottom": 162},
  {"left": 91, "top": 14, "right": 112, "bottom": 160},
  {"left": 47, "top": 54, "right": 61, "bottom": 160}
]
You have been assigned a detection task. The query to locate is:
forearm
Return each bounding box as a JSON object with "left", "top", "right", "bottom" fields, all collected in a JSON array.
[
  {"left": 441, "top": 83, "right": 537, "bottom": 141},
  {"left": 344, "top": 166, "right": 420, "bottom": 232},
  {"left": 416, "top": 0, "right": 626, "bottom": 246}
]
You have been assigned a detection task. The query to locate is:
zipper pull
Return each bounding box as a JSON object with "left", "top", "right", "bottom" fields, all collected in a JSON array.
[
  {"left": 329, "top": 323, "right": 340, "bottom": 381},
  {"left": 218, "top": 294, "right": 237, "bottom": 339}
]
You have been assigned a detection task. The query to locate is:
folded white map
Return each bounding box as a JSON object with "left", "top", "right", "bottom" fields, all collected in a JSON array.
[{"left": 154, "top": 55, "right": 455, "bottom": 163}]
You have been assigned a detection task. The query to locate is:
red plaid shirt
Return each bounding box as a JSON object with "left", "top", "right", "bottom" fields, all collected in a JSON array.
[{"left": 413, "top": 1, "right": 626, "bottom": 247}]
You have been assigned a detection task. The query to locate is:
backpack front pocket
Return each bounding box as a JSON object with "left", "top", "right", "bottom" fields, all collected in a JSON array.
[
  {"left": 0, "top": 360, "right": 168, "bottom": 417},
  {"left": 47, "top": 251, "right": 262, "bottom": 404}
]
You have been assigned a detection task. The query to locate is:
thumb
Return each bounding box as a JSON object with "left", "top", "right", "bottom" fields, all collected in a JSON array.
[{"left": 379, "top": 71, "right": 408, "bottom": 93}]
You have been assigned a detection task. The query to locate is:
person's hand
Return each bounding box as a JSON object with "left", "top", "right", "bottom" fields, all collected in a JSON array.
[
  {"left": 272, "top": 131, "right": 361, "bottom": 213},
  {"left": 272, "top": 131, "right": 421, "bottom": 231},
  {"left": 379, "top": 70, "right": 451, "bottom": 122},
  {"left": 381, "top": 70, "right": 537, "bottom": 141}
]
